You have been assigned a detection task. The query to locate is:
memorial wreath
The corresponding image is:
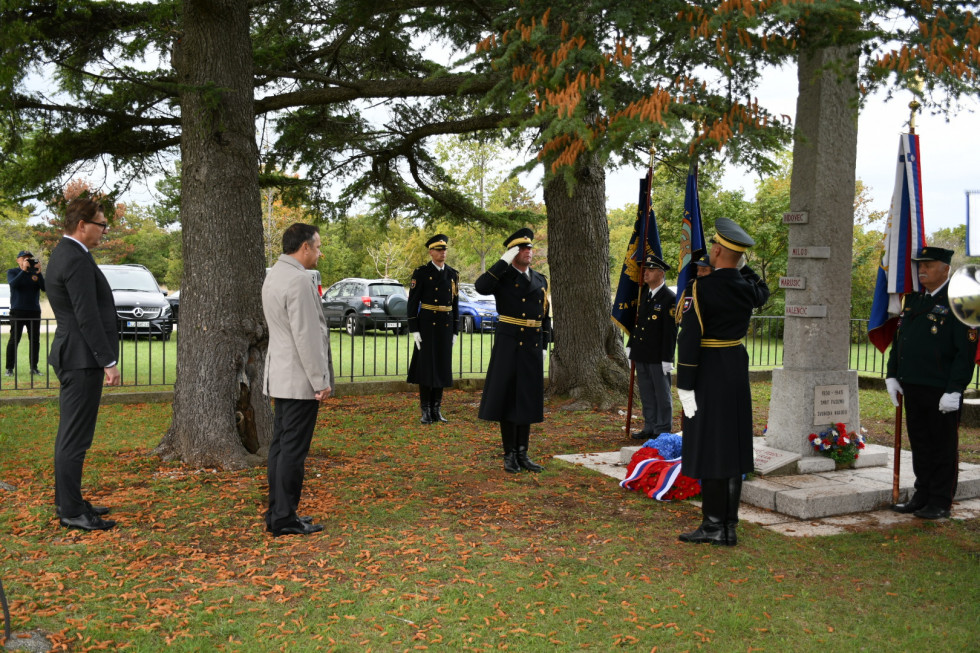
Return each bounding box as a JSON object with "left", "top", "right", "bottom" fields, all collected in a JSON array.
[{"left": 807, "top": 422, "right": 866, "bottom": 466}]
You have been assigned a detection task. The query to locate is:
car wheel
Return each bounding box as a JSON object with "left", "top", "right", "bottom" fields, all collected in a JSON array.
[
  {"left": 345, "top": 313, "right": 364, "bottom": 336},
  {"left": 463, "top": 315, "right": 475, "bottom": 334}
]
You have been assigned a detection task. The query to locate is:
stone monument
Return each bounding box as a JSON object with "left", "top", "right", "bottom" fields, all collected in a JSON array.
[{"left": 762, "top": 45, "right": 869, "bottom": 474}]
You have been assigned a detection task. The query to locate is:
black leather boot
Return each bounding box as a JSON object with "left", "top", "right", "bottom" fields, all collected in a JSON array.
[
  {"left": 515, "top": 425, "right": 543, "bottom": 472},
  {"left": 503, "top": 450, "right": 521, "bottom": 473},
  {"left": 724, "top": 476, "right": 742, "bottom": 547},
  {"left": 420, "top": 402, "right": 433, "bottom": 424},
  {"left": 679, "top": 479, "right": 727, "bottom": 545},
  {"left": 516, "top": 447, "right": 543, "bottom": 472},
  {"left": 431, "top": 402, "right": 449, "bottom": 423}
]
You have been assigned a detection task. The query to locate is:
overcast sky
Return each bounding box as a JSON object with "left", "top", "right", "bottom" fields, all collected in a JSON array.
[{"left": 602, "top": 64, "right": 980, "bottom": 236}]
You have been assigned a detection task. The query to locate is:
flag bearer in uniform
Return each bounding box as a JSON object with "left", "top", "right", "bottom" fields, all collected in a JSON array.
[
  {"left": 407, "top": 234, "right": 459, "bottom": 424},
  {"left": 886, "top": 246, "right": 977, "bottom": 520},
  {"left": 675, "top": 218, "right": 769, "bottom": 546},
  {"left": 626, "top": 254, "right": 677, "bottom": 440},
  {"left": 476, "top": 228, "right": 552, "bottom": 473}
]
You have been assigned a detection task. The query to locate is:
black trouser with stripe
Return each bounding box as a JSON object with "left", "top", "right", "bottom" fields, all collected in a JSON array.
[{"left": 903, "top": 383, "right": 960, "bottom": 510}]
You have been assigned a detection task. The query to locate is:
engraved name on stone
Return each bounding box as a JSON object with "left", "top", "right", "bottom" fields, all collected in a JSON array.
[
  {"left": 782, "top": 211, "right": 809, "bottom": 224},
  {"left": 788, "top": 246, "right": 831, "bottom": 259},
  {"left": 779, "top": 276, "right": 807, "bottom": 290},
  {"left": 784, "top": 304, "right": 827, "bottom": 318},
  {"left": 814, "top": 384, "right": 850, "bottom": 423}
]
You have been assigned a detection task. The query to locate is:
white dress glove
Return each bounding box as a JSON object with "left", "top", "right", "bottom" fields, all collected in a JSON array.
[
  {"left": 939, "top": 392, "right": 961, "bottom": 414},
  {"left": 885, "top": 377, "right": 903, "bottom": 407},
  {"left": 452, "top": 334, "right": 457, "bottom": 347},
  {"left": 677, "top": 388, "right": 697, "bottom": 417},
  {"left": 501, "top": 246, "right": 520, "bottom": 265},
  {"left": 624, "top": 347, "right": 631, "bottom": 359},
  {"left": 662, "top": 361, "right": 673, "bottom": 375},
  {"left": 413, "top": 332, "right": 423, "bottom": 350}
]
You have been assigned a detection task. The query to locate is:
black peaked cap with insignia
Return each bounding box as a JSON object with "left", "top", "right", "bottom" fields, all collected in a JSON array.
[
  {"left": 712, "top": 217, "right": 755, "bottom": 253},
  {"left": 504, "top": 228, "right": 534, "bottom": 249},
  {"left": 643, "top": 253, "right": 671, "bottom": 271},
  {"left": 426, "top": 234, "right": 449, "bottom": 250},
  {"left": 912, "top": 246, "right": 953, "bottom": 265}
]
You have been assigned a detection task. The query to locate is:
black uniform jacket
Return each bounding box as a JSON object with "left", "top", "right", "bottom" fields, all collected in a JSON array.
[
  {"left": 475, "top": 259, "right": 552, "bottom": 424},
  {"left": 406, "top": 261, "right": 459, "bottom": 387},
  {"left": 626, "top": 283, "right": 677, "bottom": 364},
  {"left": 887, "top": 283, "right": 978, "bottom": 393},
  {"left": 45, "top": 237, "right": 119, "bottom": 373},
  {"left": 676, "top": 266, "right": 769, "bottom": 478}
]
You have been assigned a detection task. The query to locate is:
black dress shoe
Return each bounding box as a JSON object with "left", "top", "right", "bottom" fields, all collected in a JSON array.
[
  {"left": 913, "top": 505, "right": 951, "bottom": 520},
  {"left": 60, "top": 512, "right": 116, "bottom": 531},
  {"left": 631, "top": 431, "right": 654, "bottom": 441},
  {"left": 271, "top": 520, "right": 324, "bottom": 537},
  {"left": 298, "top": 515, "right": 314, "bottom": 524},
  {"left": 56, "top": 502, "right": 111, "bottom": 519},
  {"left": 891, "top": 496, "right": 928, "bottom": 514}
]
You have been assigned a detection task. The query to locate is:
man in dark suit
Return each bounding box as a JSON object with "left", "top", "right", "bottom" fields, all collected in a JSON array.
[
  {"left": 886, "top": 246, "right": 977, "bottom": 520},
  {"left": 626, "top": 254, "right": 677, "bottom": 439},
  {"left": 46, "top": 197, "right": 121, "bottom": 531},
  {"left": 476, "top": 228, "right": 552, "bottom": 473},
  {"left": 407, "top": 234, "right": 459, "bottom": 424}
]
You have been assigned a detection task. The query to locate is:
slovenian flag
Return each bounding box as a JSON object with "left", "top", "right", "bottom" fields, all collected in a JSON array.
[
  {"left": 868, "top": 133, "right": 927, "bottom": 353},
  {"left": 611, "top": 170, "right": 663, "bottom": 334}
]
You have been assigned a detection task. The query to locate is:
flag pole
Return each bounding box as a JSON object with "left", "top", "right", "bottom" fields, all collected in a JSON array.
[
  {"left": 625, "top": 145, "right": 657, "bottom": 438},
  {"left": 892, "top": 99, "right": 919, "bottom": 503}
]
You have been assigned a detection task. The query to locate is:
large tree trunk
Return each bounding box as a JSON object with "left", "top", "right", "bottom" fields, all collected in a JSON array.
[
  {"left": 155, "top": 0, "right": 272, "bottom": 469},
  {"left": 545, "top": 152, "right": 628, "bottom": 409}
]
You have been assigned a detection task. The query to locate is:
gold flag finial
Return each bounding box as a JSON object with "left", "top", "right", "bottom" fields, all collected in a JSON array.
[{"left": 909, "top": 100, "right": 921, "bottom": 134}]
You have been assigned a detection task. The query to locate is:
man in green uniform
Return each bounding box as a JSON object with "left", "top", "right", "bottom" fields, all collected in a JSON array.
[
  {"left": 407, "top": 234, "right": 459, "bottom": 424},
  {"left": 476, "top": 228, "right": 551, "bottom": 473},
  {"left": 886, "top": 246, "right": 977, "bottom": 520},
  {"left": 675, "top": 218, "right": 769, "bottom": 546}
]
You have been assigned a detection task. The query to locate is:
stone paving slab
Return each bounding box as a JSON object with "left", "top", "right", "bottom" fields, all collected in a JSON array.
[{"left": 552, "top": 448, "right": 980, "bottom": 538}]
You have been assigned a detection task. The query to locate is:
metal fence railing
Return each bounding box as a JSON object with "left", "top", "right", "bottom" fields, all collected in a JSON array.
[{"left": 1, "top": 315, "right": 972, "bottom": 393}]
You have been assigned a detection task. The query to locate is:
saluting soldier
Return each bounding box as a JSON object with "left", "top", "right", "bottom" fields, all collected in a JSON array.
[
  {"left": 407, "top": 234, "right": 459, "bottom": 424},
  {"left": 476, "top": 228, "right": 552, "bottom": 473},
  {"left": 886, "top": 246, "right": 978, "bottom": 520},
  {"left": 626, "top": 254, "right": 677, "bottom": 440},
  {"left": 675, "top": 218, "right": 769, "bottom": 546}
]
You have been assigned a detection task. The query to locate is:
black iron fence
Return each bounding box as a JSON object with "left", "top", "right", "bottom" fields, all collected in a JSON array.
[{"left": 0, "top": 315, "right": 964, "bottom": 393}]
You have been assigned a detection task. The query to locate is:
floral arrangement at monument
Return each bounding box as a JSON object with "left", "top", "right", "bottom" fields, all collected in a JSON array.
[
  {"left": 620, "top": 433, "right": 701, "bottom": 501},
  {"left": 807, "top": 422, "right": 866, "bottom": 466}
]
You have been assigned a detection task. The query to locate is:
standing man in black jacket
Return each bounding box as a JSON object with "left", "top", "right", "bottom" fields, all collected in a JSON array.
[
  {"left": 407, "top": 234, "right": 459, "bottom": 424},
  {"left": 675, "top": 218, "right": 769, "bottom": 546},
  {"left": 626, "top": 254, "right": 677, "bottom": 439},
  {"left": 46, "top": 197, "right": 121, "bottom": 531},
  {"left": 886, "top": 246, "right": 977, "bottom": 520},
  {"left": 476, "top": 228, "right": 551, "bottom": 473},
  {"left": 5, "top": 250, "right": 45, "bottom": 376}
]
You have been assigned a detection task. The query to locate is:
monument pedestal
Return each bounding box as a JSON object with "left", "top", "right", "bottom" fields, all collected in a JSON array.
[{"left": 761, "top": 368, "right": 861, "bottom": 476}]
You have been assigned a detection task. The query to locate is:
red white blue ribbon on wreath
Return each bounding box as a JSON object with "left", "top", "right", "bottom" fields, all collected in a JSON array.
[{"left": 620, "top": 457, "right": 684, "bottom": 501}]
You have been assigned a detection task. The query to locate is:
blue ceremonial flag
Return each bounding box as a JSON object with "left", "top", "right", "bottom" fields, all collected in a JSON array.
[
  {"left": 868, "top": 133, "right": 927, "bottom": 353},
  {"left": 611, "top": 170, "right": 663, "bottom": 334},
  {"left": 675, "top": 161, "right": 705, "bottom": 305}
]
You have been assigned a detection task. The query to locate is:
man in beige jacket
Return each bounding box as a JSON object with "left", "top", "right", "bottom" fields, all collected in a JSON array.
[{"left": 262, "top": 223, "right": 334, "bottom": 537}]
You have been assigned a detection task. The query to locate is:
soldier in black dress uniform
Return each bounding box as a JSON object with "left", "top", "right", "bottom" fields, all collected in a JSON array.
[
  {"left": 676, "top": 218, "right": 769, "bottom": 546},
  {"left": 476, "top": 228, "right": 552, "bottom": 473},
  {"left": 886, "top": 246, "right": 977, "bottom": 520},
  {"left": 407, "top": 234, "right": 459, "bottom": 424},
  {"left": 626, "top": 254, "right": 677, "bottom": 439}
]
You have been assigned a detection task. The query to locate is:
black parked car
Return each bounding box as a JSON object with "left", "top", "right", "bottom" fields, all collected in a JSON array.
[
  {"left": 98, "top": 264, "right": 174, "bottom": 340},
  {"left": 321, "top": 278, "right": 408, "bottom": 335}
]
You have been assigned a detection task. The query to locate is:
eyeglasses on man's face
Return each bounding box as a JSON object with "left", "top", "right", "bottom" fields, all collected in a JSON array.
[{"left": 85, "top": 219, "right": 110, "bottom": 232}]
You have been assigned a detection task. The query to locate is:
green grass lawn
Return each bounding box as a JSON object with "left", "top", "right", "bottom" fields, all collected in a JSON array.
[{"left": 1, "top": 384, "right": 978, "bottom": 651}]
